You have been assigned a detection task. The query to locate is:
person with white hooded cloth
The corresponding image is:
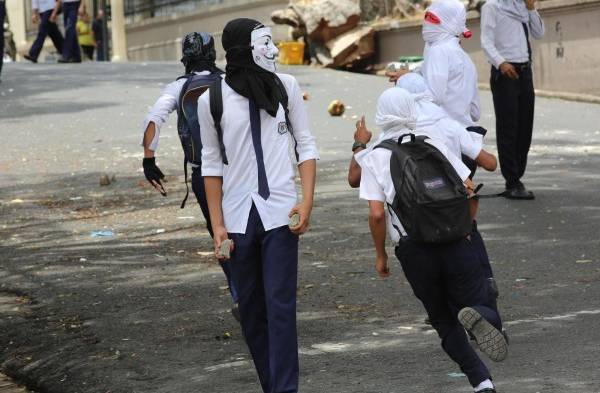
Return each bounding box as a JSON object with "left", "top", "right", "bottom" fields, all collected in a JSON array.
[
  {"left": 481, "top": 0, "right": 544, "bottom": 199},
  {"left": 420, "top": 0, "right": 480, "bottom": 129},
  {"left": 356, "top": 87, "right": 507, "bottom": 393},
  {"left": 347, "top": 73, "right": 497, "bottom": 189}
]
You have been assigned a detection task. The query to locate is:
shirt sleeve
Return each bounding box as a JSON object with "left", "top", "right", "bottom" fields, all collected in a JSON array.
[
  {"left": 469, "top": 92, "right": 481, "bottom": 123},
  {"left": 426, "top": 139, "right": 471, "bottom": 181},
  {"left": 140, "top": 80, "right": 182, "bottom": 151},
  {"left": 198, "top": 86, "right": 224, "bottom": 177},
  {"left": 283, "top": 74, "right": 320, "bottom": 164},
  {"left": 359, "top": 160, "right": 386, "bottom": 202},
  {"left": 32, "top": 0, "right": 40, "bottom": 10},
  {"left": 480, "top": 3, "right": 506, "bottom": 69},
  {"left": 528, "top": 10, "right": 545, "bottom": 39},
  {"left": 422, "top": 47, "right": 450, "bottom": 106},
  {"left": 457, "top": 127, "right": 482, "bottom": 160}
]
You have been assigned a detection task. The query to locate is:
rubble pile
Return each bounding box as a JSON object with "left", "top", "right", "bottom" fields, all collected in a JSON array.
[{"left": 271, "top": 0, "right": 376, "bottom": 71}]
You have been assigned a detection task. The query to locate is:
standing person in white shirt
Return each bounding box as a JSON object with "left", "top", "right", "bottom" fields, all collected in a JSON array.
[
  {"left": 140, "top": 32, "right": 240, "bottom": 315},
  {"left": 199, "top": 18, "right": 317, "bottom": 393},
  {"left": 356, "top": 87, "right": 507, "bottom": 393},
  {"left": 481, "top": 0, "right": 544, "bottom": 199},
  {"left": 24, "top": 0, "right": 64, "bottom": 63},
  {"left": 53, "top": 0, "right": 83, "bottom": 63}
]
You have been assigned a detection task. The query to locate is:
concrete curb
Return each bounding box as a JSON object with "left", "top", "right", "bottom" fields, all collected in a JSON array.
[{"left": 478, "top": 83, "right": 600, "bottom": 105}]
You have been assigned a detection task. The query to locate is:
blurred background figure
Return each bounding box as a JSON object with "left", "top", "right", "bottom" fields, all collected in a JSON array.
[
  {"left": 24, "top": 0, "right": 64, "bottom": 63},
  {"left": 92, "top": 9, "right": 105, "bottom": 61},
  {"left": 77, "top": 8, "right": 95, "bottom": 60},
  {"left": 0, "top": 0, "right": 5, "bottom": 80},
  {"left": 56, "top": 0, "right": 83, "bottom": 63}
]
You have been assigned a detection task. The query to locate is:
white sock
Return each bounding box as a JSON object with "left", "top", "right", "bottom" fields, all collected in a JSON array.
[{"left": 474, "top": 379, "right": 494, "bottom": 392}]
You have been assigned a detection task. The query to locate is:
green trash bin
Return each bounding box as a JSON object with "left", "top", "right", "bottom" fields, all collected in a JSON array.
[{"left": 398, "top": 56, "right": 424, "bottom": 71}]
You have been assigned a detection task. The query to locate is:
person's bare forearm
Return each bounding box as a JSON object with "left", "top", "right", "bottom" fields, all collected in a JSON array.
[
  {"left": 204, "top": 176, "right": 225, "bottom": 231},
  {"left": 369, "top": 211, "right": 387, "bottom": 258},
  {"left": 298, "top": 159, "right": 316, "bottom": 205},
  {"left": 348, "top": 154, "right": 363, "bottom": 188},
  {"left": 143, "top": 122, "right": 156, "bottom": 158}
]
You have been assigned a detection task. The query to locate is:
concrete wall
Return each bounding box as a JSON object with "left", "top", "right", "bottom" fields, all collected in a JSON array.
[
  {"left": 376, "top": 0, "right": 600, "bottom": 96},
  {"left": 125, "top": 0, "right": 289, "bottom": 62}
]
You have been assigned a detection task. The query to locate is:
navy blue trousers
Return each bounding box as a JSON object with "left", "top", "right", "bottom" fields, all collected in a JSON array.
[
  {"left": 62, "top": 2, "right": 81, "bottom": 62},
  {"left": 191, "top": 167, "right": 237, "bottom": 303},
  {"left": 29, "top": 10, "right": 64, "bottom": 60},
  {"left": 395, "top": 237, "right": 501, "bottom": 387},
  {"left": 229, "top": 205, "right": 299, "bottom": 393}
]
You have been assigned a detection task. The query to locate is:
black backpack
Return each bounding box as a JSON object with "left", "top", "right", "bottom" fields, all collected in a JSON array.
[
  {"left": 176, "top": 72, "right": 222, "bottom": 208},
  {"left": 375, "top": 134, "right": 472, "bottom": 244},
  {"left": 208, "top": 74, "right": 299, "bottom": 165}
]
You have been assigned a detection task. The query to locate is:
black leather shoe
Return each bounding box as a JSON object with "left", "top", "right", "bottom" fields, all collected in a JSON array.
[
  {"left": 503, "top": 184, "right": 535, "bottom": 200},
  {"left": 23, "top": 54, "right": 37, "bottom": 63}
]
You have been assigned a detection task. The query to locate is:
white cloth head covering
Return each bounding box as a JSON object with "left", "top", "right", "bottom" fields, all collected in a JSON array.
[
  {"left": 375, "top": 87, "right": 418, "bottom": 135},
  {"left": 422, "top": 0, "right": 471, "bottom": 44},
  {"left": 395, "top": 72, "right": 448, "bottom": 129},
  {"left": 497, "top": 0, "right": 530, "bottom": 22}
]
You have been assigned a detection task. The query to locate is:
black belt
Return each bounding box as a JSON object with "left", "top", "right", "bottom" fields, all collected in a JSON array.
[{"left": 510, "top": 62, "right": 531, "bottom": 71}]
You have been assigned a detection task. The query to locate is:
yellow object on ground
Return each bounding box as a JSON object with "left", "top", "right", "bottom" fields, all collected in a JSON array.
[{"left": 278, "top": 41, "right": 305, "bottom": 65}]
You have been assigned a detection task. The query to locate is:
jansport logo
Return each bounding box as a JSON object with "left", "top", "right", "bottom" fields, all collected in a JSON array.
[{"left": 423, "top": 178, "right": 446, "bottom": 190}]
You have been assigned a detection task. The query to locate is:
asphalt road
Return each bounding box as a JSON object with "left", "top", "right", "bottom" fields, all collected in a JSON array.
[{"left": 1, "top": 62, "right": 600, "bottom": 393}]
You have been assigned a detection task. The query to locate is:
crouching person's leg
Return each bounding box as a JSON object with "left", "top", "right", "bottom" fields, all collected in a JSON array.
[
  {"left": 443, "top": 238, "right": 508, "bottom": 363},
  {"left": 395, "top": 240, "right": 492, "bottom": 389},
  {"left": 228, "top": 206, "right": 271, "bottom": 393},
  {"left": 262, "top": 224, "right": 299, "bottom": 393}
]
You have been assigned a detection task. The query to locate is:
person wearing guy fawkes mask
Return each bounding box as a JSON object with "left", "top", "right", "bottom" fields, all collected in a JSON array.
[
  {"left": 199, "top": 18, "right": 318, "bottom": 393},
  {"left": 140, "top": 32, "right": 241, "bottom": 318}
]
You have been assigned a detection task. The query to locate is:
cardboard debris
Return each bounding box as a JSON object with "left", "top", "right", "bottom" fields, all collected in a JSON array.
[{"left": 271, "top": 0, "right": 374, "bottom": 70}]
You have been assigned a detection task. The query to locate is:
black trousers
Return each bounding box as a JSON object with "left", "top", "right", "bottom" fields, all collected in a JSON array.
[
  {"left": 395, "top": 237, "right": 502, "bottom": 387},
  {"left": 29, "top": 10, "right": 64, "bottom": 60},
  {"left": 490, "top": 64, "right": 535, "bottom": 188}
]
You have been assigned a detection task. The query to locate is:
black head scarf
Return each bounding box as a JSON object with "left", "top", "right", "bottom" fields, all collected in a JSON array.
[
  {"left": 181, "top": 32, "right": 223, "bottom": 75},
  {"left": 222, "top": 18, "right": 284, "bottom": 117}
]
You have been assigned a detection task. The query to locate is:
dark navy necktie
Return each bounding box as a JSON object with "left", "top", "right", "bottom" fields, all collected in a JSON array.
[{"left": 248, "top": 99, "right": 270, "bottom": 200}]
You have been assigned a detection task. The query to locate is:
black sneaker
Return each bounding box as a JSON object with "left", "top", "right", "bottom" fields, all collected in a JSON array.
[
  {"left": 476, "top": 389, "right": 496, "bottom": 393},
  {"left": 458, "top": 307, "right": 508, "bottom": 362}
]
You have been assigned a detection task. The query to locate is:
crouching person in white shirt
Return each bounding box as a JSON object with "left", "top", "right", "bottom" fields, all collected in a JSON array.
[
  {"left": 355, "top": 87, "right": 507, "bottom": 393},
  {"left": 198, "top": 18, "right": 318, "bottom": 393}
]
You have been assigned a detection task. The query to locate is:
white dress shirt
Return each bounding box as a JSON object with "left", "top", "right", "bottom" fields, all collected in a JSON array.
[
  {"left": 140, "top": 71, "right": 210, "bottom": 152},
  {"left": 421, "top": 37, "right": 481, "bottom": 128},
  {"left": 32, "top": 0, "right": 56, "bottom": 13},
  {"left": 199, "top": 73, "right": 319, "bottom": 234},
  {"left": 355, "top": 130, "right": 471, "bottom": 244},
  {"left": 481, "top": 0, "right": 545, "bottom": 68}
]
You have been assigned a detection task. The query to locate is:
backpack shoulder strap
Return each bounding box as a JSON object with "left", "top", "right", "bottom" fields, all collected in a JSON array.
[
  {"left": 273, "top": 75, "right": 300, "bottom": 162},
  {"left": 209, "top": 77, "right": 228, "bottom": 165}
]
